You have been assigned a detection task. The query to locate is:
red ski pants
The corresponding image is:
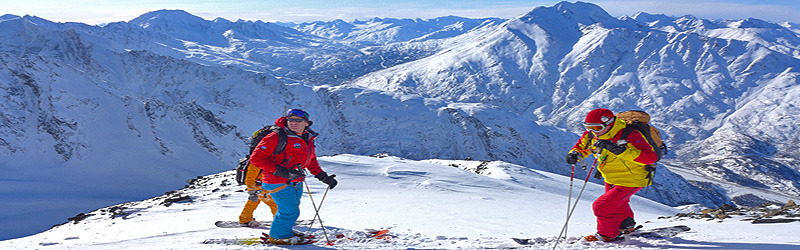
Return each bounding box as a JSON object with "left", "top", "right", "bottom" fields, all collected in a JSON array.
[{"left": 593, "top": 183, "right": 642, "bottom": 237}]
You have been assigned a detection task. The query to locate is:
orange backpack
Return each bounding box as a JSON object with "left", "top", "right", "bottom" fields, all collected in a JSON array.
[{"left": 616, "top": 110, "right": 667, "bottom": 162}]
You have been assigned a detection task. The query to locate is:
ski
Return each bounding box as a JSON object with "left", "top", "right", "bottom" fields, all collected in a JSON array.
[
  {"left": 333, "top": 229, "right": 393, "bottom": 243},
  {"left": 261, "top": 232, "right": 318, "bottom": 245},
  {"left": 511, "top": 237, "right": 549, "bottom": 245},
  {"left": 626, "top": 225, "right": 691, "bottom": 238},
  {"left": 214, "top": 219, "right": 312, "bottom": 228},
  {"left": 204, "top": 228, "right": 391, "bottom": 245},
  {"left": 202, "top": 237, "right": 263, "bottom": 245},
  {"left": 512, "top": 225, "right": 691, "bottom": 246},
  {"left": 202, "top": 232, "right": 317, "bottom": 245},
  {"left": 214, "top": 220, "right": 269, "bottom": 228}
]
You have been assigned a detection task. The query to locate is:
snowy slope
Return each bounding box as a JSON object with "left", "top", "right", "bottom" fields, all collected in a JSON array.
[
  {"left": 3, "top": 0, "right": 800, "bottom": 242},
  {"left": 1, "top": 155, "right": 798, "bottom": 249}
]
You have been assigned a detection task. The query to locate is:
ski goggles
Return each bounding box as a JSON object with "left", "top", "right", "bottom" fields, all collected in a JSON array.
[
  {"left": 286, "top": 109, "right": 309, "bottom": 120},
  {"left": 583, "top": 122, "right": 607, "bottom": 132}
]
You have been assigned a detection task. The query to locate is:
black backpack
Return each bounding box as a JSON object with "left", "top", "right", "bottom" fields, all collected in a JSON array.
[{"left": 235, "top": 125, "right": 288, "bottom": 185}]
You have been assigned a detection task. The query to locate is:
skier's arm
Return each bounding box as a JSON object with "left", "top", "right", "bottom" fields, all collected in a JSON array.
[
  {"left": 249, "top": 134, "right": 279, "bottom": 175},
  {"left": 305, "top": 155, "right": 323, "bottom": 176},
  {"left": 244, "top": 162, "right": 262, "bottom": 190},
  {"left": 569, "top": 131, "right": 594, "bottom": 158}
]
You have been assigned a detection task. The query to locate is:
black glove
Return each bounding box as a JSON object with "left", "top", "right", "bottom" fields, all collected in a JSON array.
[
  {"left": 273, "top": 166, "right": 305, "bottom": 180},
  {"left": 315, "top": 172, "right": 338, "bottom": 189},
  {"left": 566, "top": 151, "right": 580, "bottom": 164},
  {"left": 594, "top": 140, "right": 627, "bottom": 155}
]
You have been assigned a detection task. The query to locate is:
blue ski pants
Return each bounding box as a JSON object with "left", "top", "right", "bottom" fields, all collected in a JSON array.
[{"left": 262, "top": 182, "right": 303, "bottom": 239}]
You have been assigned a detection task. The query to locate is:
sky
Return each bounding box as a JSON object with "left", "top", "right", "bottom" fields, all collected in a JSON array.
[{"left": 1, "top": 0, "right": 799, "bottom": 25}]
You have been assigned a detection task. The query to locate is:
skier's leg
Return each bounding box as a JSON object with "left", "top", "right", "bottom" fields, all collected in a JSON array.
[
  {"left": 593, "top": 183, "right": 642, "bottom": 237},
  {"left": 238, "top": 199, "right": 260, "bottom": 224},
  {"left": 265, "top": 182, "right": 303, "bottom": 239},
  {"left": 258, "top": 192, "right": 278, "bottom": 217}
]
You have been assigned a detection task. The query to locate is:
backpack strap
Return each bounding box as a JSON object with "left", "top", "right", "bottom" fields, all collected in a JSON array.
[
  {"left": 246, "top": 125, "right": 289, "bottom": 159},
  {"left": 619, "top": 125, "right": 636, "bottom": 144},
  {"left": 270, "top": 126, "right": 288, "bottom": 155}
]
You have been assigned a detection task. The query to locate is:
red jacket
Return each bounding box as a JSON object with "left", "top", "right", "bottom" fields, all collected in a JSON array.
[{"left": 249, "top": 117, "right": 323, "bottom": 184}]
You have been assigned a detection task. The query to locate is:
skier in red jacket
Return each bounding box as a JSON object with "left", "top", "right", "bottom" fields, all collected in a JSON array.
[{"left": 249, "top": 109, "right": 338, "bottom": 245}]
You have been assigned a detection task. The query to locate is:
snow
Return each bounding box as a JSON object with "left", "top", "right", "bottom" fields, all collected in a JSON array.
[
  {"left": 3, "top": 0, "right": 800, "bottom": 246},
  {"left": 1, "top": 154, "right": 798, "bottom": 249}
]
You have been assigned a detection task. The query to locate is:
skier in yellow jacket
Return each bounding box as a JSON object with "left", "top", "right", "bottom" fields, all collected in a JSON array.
[
  {"left": 566, "top": 108, "right": 657, "bottom": 242},
  {"left": 238, "top": 161, "right": 278, "bottom": 226}
]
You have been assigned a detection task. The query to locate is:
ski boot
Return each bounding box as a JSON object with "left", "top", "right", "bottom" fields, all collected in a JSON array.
[
  {"left": 619, "top": 217, "right": 639, "bottom": 235},
  {"left": 239, "top": 218, "right": 261, "bottom": 227},
  {"left": 268, "top": 235, "right": 314, "bottom": 245},
  {"left": 584, "top": 233, "right": 621, "bottom": 242}
]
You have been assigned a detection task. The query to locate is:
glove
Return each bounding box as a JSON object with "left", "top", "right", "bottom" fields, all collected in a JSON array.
[
  {"left": 273, "top": 166, "right": 305, "bottom": 180},
  {"left": 246, "top": 185, "right": 262, "bottom": 201},
  {"left": 594, "top": 140, "right": 627, "bottom": 155},
  {"left": 565, "top": 151, "right": 581, "bottom": 164},
  {"left": 247, "top": 189, "right": 259, "bottom": 202},
  {"left": 315, "top": 172, "right": 338, "bottom": 189}
]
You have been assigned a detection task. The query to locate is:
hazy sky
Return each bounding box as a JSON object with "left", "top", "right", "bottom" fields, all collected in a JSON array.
[{"left": 3, "top": 0, "right": 799, "bottom": 25}]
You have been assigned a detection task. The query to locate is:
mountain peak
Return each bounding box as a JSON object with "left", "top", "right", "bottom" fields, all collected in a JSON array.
[
  {"left": 0, "top": 14, "right": 21, "bottom": 22},
  {"left": 129, "top": 9, "right": 209, "bottom": 29},
  {"left": 726, "top": 18, "right": 782, "bottom": 29},
  {"left": 554, "top": 1, "right": 616, "bottom": 24},
  {"left": 212, "top": 17, "right": 233, "bottom": 24},
  {"left": 517, "top": 1, "right": 627, "bottom": 29},
  {"left": 127, "top": 9, "right": 229, "bottom": 46},
  {"left": 629, "top": 12, "right": 675, "bottom": 24}
]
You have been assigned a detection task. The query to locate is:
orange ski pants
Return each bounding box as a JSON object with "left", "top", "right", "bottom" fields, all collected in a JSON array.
[{"left": 239, "top": 187, "right": 278, "bottom": 224}]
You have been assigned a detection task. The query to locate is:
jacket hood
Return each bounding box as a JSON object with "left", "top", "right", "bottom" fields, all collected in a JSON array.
[{"left": 275, "top": 116, "right": 287, "bottom": 128}]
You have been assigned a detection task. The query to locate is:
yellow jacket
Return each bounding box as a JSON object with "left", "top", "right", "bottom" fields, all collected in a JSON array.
[{"left": 570, "top": 118, "right": 657, "bottom": 187}]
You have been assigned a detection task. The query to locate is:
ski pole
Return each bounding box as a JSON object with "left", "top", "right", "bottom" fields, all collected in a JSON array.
[
  {"left": 565, "top": 162, "right": 575, "bottom": 240},
  {"left": 306, "top": 186, "right": 329, "bottom": 231},
  {"left": 553, "top": 160, "right": 596, "bottom": 250},
  {"left": 303, "top": 181, "right": 333, "bottom": 245}
]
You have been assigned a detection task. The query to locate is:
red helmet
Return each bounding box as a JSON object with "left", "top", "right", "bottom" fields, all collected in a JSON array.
[{"left": 584, "top": 108, "right": 614, "bottom": 132}]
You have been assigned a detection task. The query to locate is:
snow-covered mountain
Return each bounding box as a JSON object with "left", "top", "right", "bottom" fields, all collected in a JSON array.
[
  {"left": 0, "top": 10, "right": 574, "bottom": 240},
  {"left": 292, "top": 16, "right": 505, "bottom": 44},
  {"left": 348, "top": 1, "right": 800, "bottom": 202},
  {"left": 2, "top": 1, "right": 800, "bottom": 241}
]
